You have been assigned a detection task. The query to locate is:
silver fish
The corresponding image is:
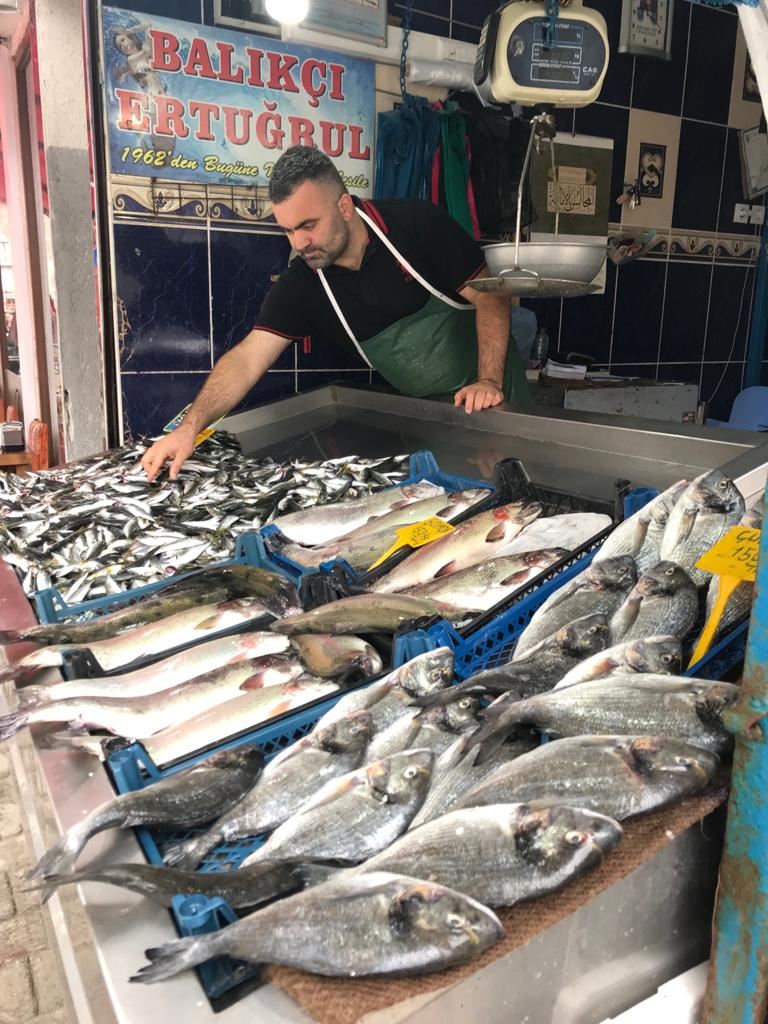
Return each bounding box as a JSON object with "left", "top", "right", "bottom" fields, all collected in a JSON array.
[
  {"left": 555, "top": 635, "right": 682, "bottom": 689},
  {"left": 240, "top": 749, "right": 434, "bottom": 867},
  {"left": 363, "top": 698, "right": 480, "bottom": 765},
  {"left": 372, "top": 502, "right": 543, "bottom": 593},
  {"left": 610, "top": 561, "right": 699, "bottom": 644},
  {"left": 129, "top": 871, "right": 503, "bottom": 982},
  {"left": 288, "top": 634, "right": 382, "bottom": 681},
  {"left": 271, "top": 593, "right": 465, "bottom": 636},
  {"left": 496, "top": 513, "right": 612, "bottom": 557},
  {"left": 660, "top": 470, "right": 745, "bottom": 586},
  {"left": 163, "top": 711, "right": 373, "bottom": 870},
  {"left": 635, "top": 481, "right": 689, "bottom": 573}
]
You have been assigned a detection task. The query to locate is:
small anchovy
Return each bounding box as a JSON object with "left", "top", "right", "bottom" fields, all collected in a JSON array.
[{"left": 0, "top": 433, "right": 409, "bottom": 600}]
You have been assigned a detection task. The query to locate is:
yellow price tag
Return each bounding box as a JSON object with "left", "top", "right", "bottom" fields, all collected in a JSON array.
[
  {"left": 367, "top": 517, "right": 455, "bottom": 571},
  {"left": 689, "top": 526, "right": 760, "bottom": 667},
  {"left": 163, "top": 404, "right": 223, "bottom": 448}
]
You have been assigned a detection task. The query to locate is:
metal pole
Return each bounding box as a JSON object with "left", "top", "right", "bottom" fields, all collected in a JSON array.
[
  {"left": 701, "top": 486, "right": 768, "bottom": 1023},
  {"left": 745, "top": 219, "right": 768, "bottom": 388}
]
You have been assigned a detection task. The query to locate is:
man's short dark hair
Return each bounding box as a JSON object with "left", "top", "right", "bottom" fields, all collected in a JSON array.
[{"left": 269, "top": 146, "right": 347, "bottom": 204}]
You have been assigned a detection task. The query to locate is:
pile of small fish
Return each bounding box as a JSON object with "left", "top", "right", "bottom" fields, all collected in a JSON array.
[
  {"left": 22, "top": 640, "right": 728, "bottom": 988},
  {"left": 0, "top": 433, "right": 410, "bottom": 600}
]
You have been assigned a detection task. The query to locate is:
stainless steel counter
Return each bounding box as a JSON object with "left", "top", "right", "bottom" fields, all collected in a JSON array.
[{"left": 4, "top": 390, "right": 765, "bottom": 1024}]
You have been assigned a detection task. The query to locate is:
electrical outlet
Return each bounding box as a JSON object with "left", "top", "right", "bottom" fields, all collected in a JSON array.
[
  {"left": 734, "top": 203, "right": 750, "bottom": 223},
  {"left": 750, "top": 205, "right": 766, "bottom": 226}
]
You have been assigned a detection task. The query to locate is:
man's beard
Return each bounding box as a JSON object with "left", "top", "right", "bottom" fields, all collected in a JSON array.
[{"left": 299, "top": 221, "right": 349, "bottom": 269}]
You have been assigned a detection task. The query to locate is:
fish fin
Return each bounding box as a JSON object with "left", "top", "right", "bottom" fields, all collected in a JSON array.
[
  {"left": 500, "top": 569, "right": 533, "bottom": 586},
  {"left": 0, "top": 710, "right": 29, "bottom": 744},
  {"left": 434, "top": 561, "right": 457, "bottom": 579},
  {"left": 0, "top": 629, "right": 22, "bottom": 645},
  {"left": 239, "top": 675, "right": 266, "bottom": 691},
  {"left": 304, "top": 774, "right": 361, "bottom": 810},
  {"left": 130, "top": 937, "right": 212, "bottom": 985},
  {"left": 673, "top": 507, "right": 699, "bottom": 547},
  {"left": 485, "top": 523, "right": 507, "bottom": 543},
  {"left": 292, "top": 863, "right": 341, "bottom": 889},
  {"left": 195, "top": 614, "right": 225, "bottom": 631},
  {"left": 467, "top": 693, "right": 525, "bottom": 764},
  {"left": 473, "top": 731, "right": 511, "bottom": 766},
  {"left": 434, "top": 505, "right": 457, "bottom": 519}
]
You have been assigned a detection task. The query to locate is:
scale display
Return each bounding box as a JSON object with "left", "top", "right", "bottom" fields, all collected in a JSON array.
[{"left": 508, "top": 17, "right": 606, "bottom": 92}]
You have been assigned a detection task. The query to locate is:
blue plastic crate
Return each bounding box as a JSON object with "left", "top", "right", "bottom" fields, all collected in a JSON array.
[
  {"left": 260, "top": 449, "right": 494, "bottom": 584},
  {"left": 33, "top": 532, "right": 274, "bottom": 625}
]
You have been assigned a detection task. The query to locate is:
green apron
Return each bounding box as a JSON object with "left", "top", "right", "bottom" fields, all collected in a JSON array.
[{"left": 317, "top": 208, "right": 529, "bottom": 405}]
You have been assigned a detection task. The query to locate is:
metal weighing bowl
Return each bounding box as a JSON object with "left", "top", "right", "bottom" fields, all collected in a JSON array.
[
  {"left": 469, "top": 275, "right": 601, "bottom": 298},
  {"left": 482, "top": 241, "right": 607, "bottom": 283}
]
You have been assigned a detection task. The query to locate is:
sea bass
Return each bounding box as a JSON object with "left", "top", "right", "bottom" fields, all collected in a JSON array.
[
  {"left": 456, "top": 735, "right": 719, "bottom": 819},
  {"left": 240, "top": 749, "right": 434, "bottom": 867},
  {"left": 405, "top": 549, "right": 568, "bottom": 613},
  {"left": 270, "top": 481, "right": 446, "bottom": 546},
  {"left": 0, "top": 597, "right": 276, "bottom": 686},
  {"left": 372, "top": 503, "right": 543, "bottom": 593},
  {"left": 27, "top": 746, "right": 264, "bottom": 883},
  {"left": 357, "top": 802, "right": 622, "bottom": 907},
  {"left": 610, "top": 561, "right": 699, "bottom": 643},
  {"left": 130, "top": 872, "right": 503, "bottom": 982},
  {"left": 163, "top": 711, "right": 373, "bottom": 870},
  {"left": 555, "top": 635, "right": 682, "bottom": 688},
  {"left": 513, "top": 556, "right": 637, "bottom": 660},
  {"left": 144, "top": 679, "right": 340, "bottom": 766},
  {"left": 660, "top": 470, "right": 745, "bottom": 586}
]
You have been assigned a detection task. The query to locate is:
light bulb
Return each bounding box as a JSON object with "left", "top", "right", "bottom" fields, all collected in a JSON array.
[{"left": 265, "top": 0, "right": 310, "bottom": 25}]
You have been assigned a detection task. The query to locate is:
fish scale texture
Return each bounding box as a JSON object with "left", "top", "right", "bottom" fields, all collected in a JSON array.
[{"left": 266, "top": 785, "right": 727, "bottom": 1023}]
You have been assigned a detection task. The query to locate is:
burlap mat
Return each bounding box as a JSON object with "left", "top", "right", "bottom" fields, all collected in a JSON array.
[{"left": 266, "top": 784, "right": 728, "bottom": 1024}]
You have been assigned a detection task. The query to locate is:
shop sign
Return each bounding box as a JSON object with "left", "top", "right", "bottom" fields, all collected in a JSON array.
[{"left": 101, "top": 6, "right": 376, "bottom": 192}]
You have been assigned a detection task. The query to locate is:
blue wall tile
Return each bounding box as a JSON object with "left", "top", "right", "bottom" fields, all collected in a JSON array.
[
  {"left": 114, "top": 224, "right": 211, "bottom": 373},
  {"left": 235, "top": 371, "right": 297, "bottom": 413},
  {"left": 521, "top": 298, "right": 562, "bottom": 351},
  {"left": 700, "top": 362, "right": 745, "bottom": 421},
  {"left": 404, "top": 10, "right": 450, "bottom": 38},
  {"left": 112, "top": 0, "right": 205, "bottom": 20},
  {"left": 672, "top": 120, "right": 728, "bottom": 232},
  {"left": 705, "top": 264, "right": 756, "bottom": 363},
  {"left": 559, "top": 261, "right": 617, "bottom": 364},
  {"left": 452, "top": 0, "right": 493, "bottom": 29},
  {"left": 682, "top": 3, "right": 736, "bottom": 125},
  {"left": 210, "top": 229, "right": 292, "bottom": 366},
  {"left": 585, "top": 0, "right": 633, "bottom": 108},
  {"left": 450, "top": 21, "right": 482, "bottom": 45},
  {"left": 611, "top": 261, "right": 666, "bottom": 364},
  {"left": 656, "top": 362, "right": 701, "bottom": 385},
  {"left": 298, "top": 334, "right": 369, "bottom": 371},
  {"left": 632, "top": 0, "right": 691, "bottom": 116},
  {"left": 121, "top": 371, "right": 209, "bottom": 439},
  {"left": 297, "top": 371, "right": 372, "bottom": 391},
  {"left": 574, "top": 102, "right": 629, "bottom": 217},
  {"left": 658, "top": 262, "right": 710, "bottom": 363}
]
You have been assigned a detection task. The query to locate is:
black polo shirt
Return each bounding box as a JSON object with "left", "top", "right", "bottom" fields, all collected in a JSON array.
[{"left": 255, "top": 198, "right": 485, "bottom": 357}]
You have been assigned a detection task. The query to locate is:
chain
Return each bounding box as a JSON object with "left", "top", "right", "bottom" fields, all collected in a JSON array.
[
  {"left": 544, "top": 0, "right": 559, "bottom": 49},
  {"left": 399, "top": 0, "right": 414, "bottom": 100}
]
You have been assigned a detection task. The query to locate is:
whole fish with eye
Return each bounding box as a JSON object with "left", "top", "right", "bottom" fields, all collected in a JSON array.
[
  {"left": 415, "top": 614, "right": 610, "bottom": 708},
  {"left": 270, "top": 481, "right": 446, "bottom": 546},
  {"left": 271, "top": 490, "right": 490, "bottom": 571},
  {"left": 512, "top": 556, "right": 637, "bottom": 660},
  {"left": 610, "top": 561, "right": 699, "bottom": 644},
  {"left": 467, "top": 678, "right": 739, "bottom": 761},
  {"left": 17, "top": 632, "right": 292, "bottom": 709},
  {"left": 144, "top": 678, "right": 341, "bottom": 766},
  {"left": 660, "top": 470, "right": 745, "bottom": 586},
  {"left": 0, "top": 565, "right": 299, "bottom": 647},
  {"left": 288, "top": 634, "right": 382, "bottom": 681},
  {"left": 312, "top": 647, "right": 454, "bottom": 733},
  {"left": 0, "top": 435, "right": 411, "bottom": 599},
  {"left": 592, "top": 481, "right": 687, "bottom": 569},
  {"left": 26, "top": 746, "right": 264, "bottom": 885},
  {"left": 0, "top": 654, "right": 318, "bottom": 744},
  {"left": 555, "top": 634, "right": 682, "bottom": 689},
  {"left": 355, "top": 802, "right": 623, "bottom": 907},
  {"left": 456, "top": 735, "right": 720, "bottom": 820},
  {"left": 129, "top": 872, "right": 503, "bottom": 983},
  {"left": 240, "top": 749, "right": 434, "bottom": 868},
  {"left": 404, "top": 549, "right": 569, "bottom": 614},
  {"left": 164, "top": 710, "right": 373, "bottom": 870},
  {"left": 271, "top": 593, "right": 466, "bottom": 637},
  {"left": 0, "top": 596, "right": 277, "bottom": 687},
  {"left": 363, "top": 697, "right": 480, "bottom": 765},
  {"left": 372, "top": 503, "right": 543, "bottom": 594},
  {"left": 408, "top": 732, "right": 539, "bottom": 828}
]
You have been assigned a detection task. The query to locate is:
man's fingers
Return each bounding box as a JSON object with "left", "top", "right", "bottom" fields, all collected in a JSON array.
[
  {"left": 454, "top": 389, "right": 465, "bottom": 408},
  {"left": 464, "top": 390, "right": 476, "bottom": 414},
  {"left": 168, "top": 450, "right": 187, "bottom": 481},
  {"left": 143, "top": 451, "right": 165, "bottom": 483}
]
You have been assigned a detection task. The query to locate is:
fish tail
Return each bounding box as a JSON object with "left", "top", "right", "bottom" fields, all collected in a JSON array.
[
  {"left": 468, "top": 699, "right": 525, "bottom": 765},
  {"left": 0, "top": 709, "right": 30, "bottom": 743},
  {"left": 27, "top": 865, "right": 175, "bottom": 908},
  {"left": 0, "top": 629, "right": 23, "bottom": 645},
  {"left": 15, "top": 686, "right": 51, "bottom": 710},
  {"left": 26, "top": 812, "right": 98, "bottom": 883},
  {"left": 163, "top": 830, "right": 220, "bottom": 871},
  {"left": 130, "top": 936, "right": 216, "bottom": 985}
]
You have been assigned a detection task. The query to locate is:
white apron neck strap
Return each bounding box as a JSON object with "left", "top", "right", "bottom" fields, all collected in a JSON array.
[{"left": 316, "top": 268, "right": 374, "bottom": 369}]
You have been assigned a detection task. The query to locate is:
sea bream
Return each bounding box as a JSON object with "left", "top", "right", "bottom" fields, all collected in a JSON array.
[
  {"left": 363, "top": 698, "right": 480, "bottom": 765},
  {"left": 555, "top": 635, "right": 682, "bottom": 689},
  {"left": 164, "top": 711, "right": 373, "bottom": 870},
  {"left": 269, "top": 481, "right": 446, "bottom": 546},
  {"left": 129, "top": 872, "right": 503, "bottom": 982},
  {"left": 660, "top": 470, "right": 745, "bottom": 586},
  {"left": 372, "top": 502, "right": 543, "bottom": 593},
  {"left": 512, "top": 556, "right": 637, "bottom": 660},
  {"left": 610, "top": 561, "right": 699, "bottom": 644}
]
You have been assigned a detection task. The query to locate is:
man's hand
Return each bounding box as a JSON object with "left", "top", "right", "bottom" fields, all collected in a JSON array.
[
  {"left": 141, "top": 425, "right": 197, "bottom": 482},
  {"left": 454, "top": 379, "right": 504, "bottom": 415}
]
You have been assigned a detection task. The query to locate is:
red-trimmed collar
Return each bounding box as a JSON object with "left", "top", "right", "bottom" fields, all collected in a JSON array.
[{"left": 355, "top": 197, "right": 389, "bottom": 234}]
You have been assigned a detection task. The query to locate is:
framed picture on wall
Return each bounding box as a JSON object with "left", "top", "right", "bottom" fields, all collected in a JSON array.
[
  {"left": 619, "top": 0, "right": 674, "bottom": 61},
  {"left": 303, "top": 0, "right": 388, "bottom": 46},
  {"left": 739, "top": 125, "right": 768, "bottom": 200},
  {"left": 213, "top": 0, "right": 281, "bottom": 35}
]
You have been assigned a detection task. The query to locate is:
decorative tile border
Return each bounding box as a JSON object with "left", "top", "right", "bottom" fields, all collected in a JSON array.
[
  {"left": 110, "top": 174, "right": 275, "bottom": 226},
  {"left": 608, "top": 222, "right": 760, "bottom": 264}
]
